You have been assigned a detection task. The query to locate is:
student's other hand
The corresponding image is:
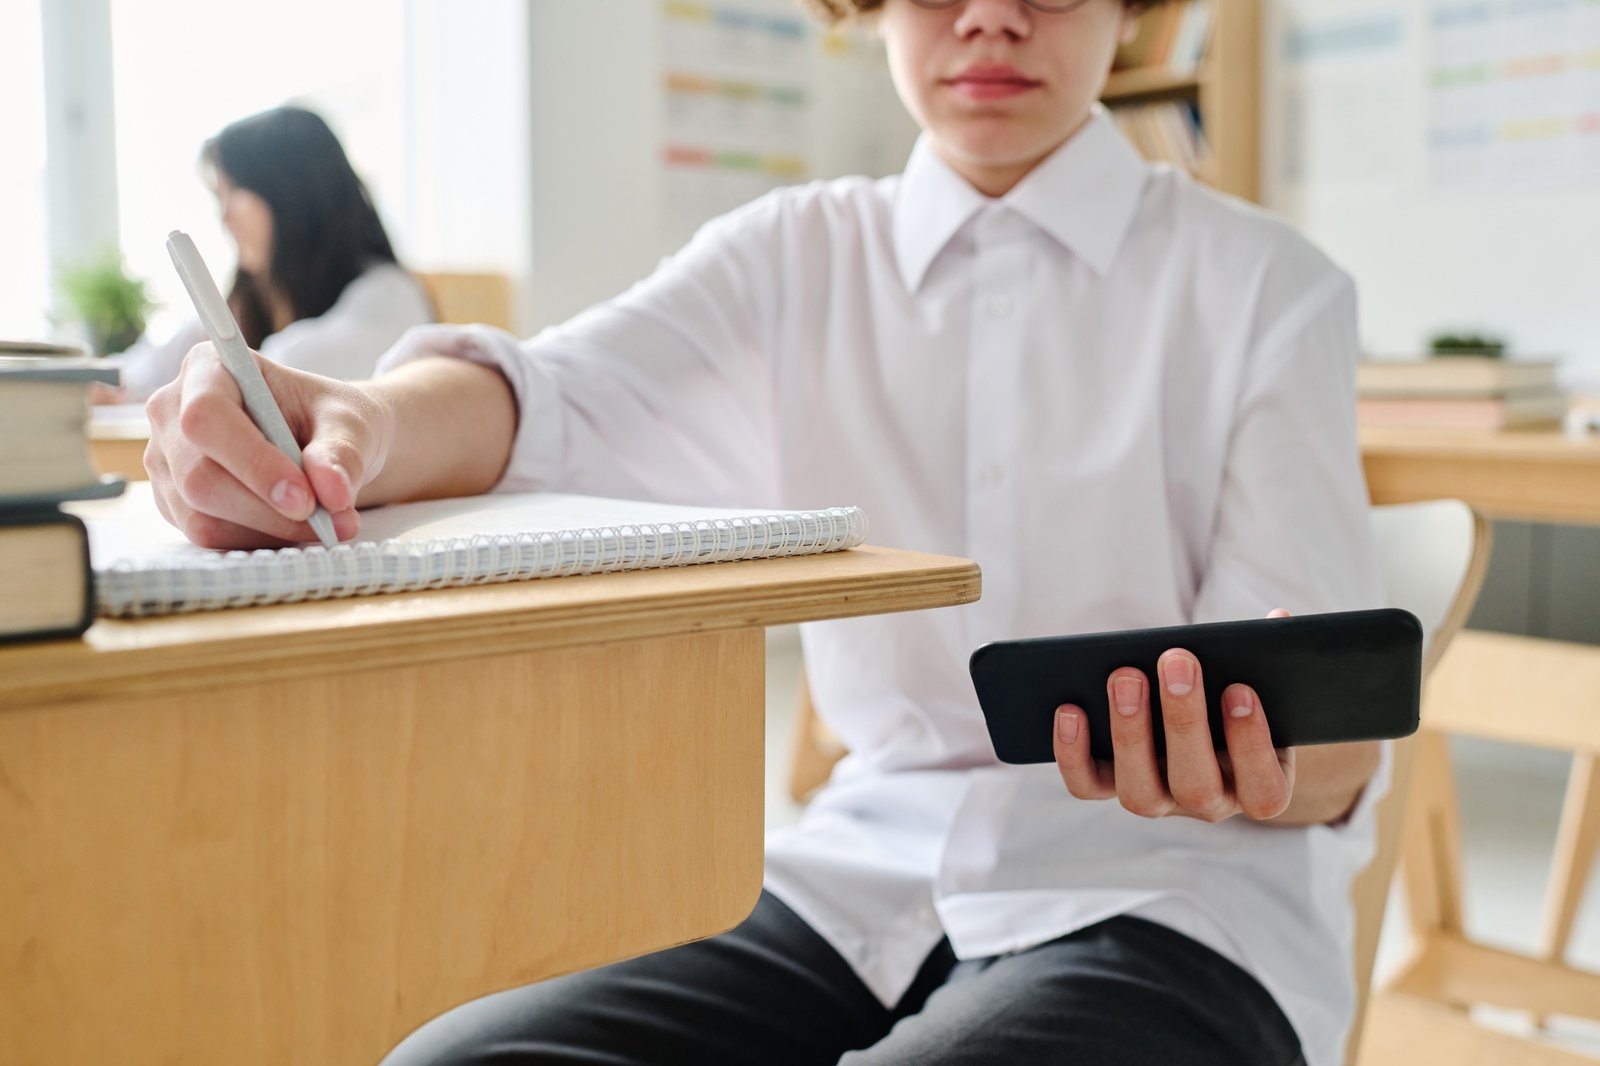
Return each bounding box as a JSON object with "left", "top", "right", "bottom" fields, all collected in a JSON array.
[
  {"left": 145, "top": 342, "right": 392, "bottom": 549},
  {"left": 1051, "top": 609, "right": 1296, "bottom": 823}
]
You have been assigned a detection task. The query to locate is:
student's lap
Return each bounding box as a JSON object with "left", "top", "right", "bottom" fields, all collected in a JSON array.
[{"left": 380, "top": 891, "right": 1303, "bottom": 1066}]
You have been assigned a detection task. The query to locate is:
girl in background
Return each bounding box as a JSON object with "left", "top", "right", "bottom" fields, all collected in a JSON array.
[{"left": 102, "top": 106, "right": 432, "bottom": 402}]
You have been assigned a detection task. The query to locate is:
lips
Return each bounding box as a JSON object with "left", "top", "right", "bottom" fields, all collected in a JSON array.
[{"left": 943, "top": 64, "right": 1042, "bottom": 101}]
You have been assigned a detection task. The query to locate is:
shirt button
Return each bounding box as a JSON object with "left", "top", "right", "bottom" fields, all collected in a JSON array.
[
  {"left": 985, "top": 294, "right": 1013, "bottom": 318},
  {"left": 919, "top": 903, "right": 938, "bottom": 924},
  {"left": 978, "top": 465, "right": 1003, "bottom": 489}
]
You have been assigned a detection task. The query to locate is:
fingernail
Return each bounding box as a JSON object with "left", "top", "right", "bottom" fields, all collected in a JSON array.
[
  {"left": 1164, "top": 655, "right": 1195, "bottom": 696},
  {"left": 1228, "top": 694, "right": 1254, "bottom": 718},
  {"left": 1113, "top": 676, "right": 1142, "bottom": 717},
  {"left": 1057, "top": 708, "right": 1080, "bottom": 743},
  {"left": 270, "top": 479, "right": 310, "bottom": 518}
]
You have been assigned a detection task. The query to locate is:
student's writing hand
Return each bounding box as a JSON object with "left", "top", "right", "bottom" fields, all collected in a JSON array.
[
  {"left": 145, "top": 342, "right": 392, "bottom": 549},
  {"left": 1051, "top": 609, "right": 1296, "bottom": 823}
]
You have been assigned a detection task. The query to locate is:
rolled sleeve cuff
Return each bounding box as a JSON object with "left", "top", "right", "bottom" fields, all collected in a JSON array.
[{"left": 375, "top": 324, "right": 564, "bottom": 493}]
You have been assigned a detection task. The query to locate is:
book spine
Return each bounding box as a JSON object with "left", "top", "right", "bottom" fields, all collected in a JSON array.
[{"left": 0, "top": 506, "right": 94, "bottom": 642}]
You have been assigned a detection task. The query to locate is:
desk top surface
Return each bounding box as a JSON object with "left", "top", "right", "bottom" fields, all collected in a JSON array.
[
  {"left": 1360, "top": 427, "right": 1600, "bottom": 523},
  {"left": 1360, "top": 427, "right": 1600, "bottom": 464},
  {"left": 2, "top": 545, "right": 980, "bottom": 710}
]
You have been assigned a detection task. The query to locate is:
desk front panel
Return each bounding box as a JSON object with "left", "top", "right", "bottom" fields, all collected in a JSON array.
[{"left": 0, "top": 628, "right": 765, "bottom": 1066}]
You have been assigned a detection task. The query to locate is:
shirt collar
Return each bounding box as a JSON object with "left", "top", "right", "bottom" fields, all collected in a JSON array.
[{"left": 892, "top": 104, "right": 1150, "bottom": 292}]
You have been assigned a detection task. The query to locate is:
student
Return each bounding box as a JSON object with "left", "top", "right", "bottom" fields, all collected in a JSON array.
[
  {"left": 101, "top": 106, "right": 432, "bottom": 403},
  {"left": 142, "top": 1, "right": 1384, "bottom": 1063}
]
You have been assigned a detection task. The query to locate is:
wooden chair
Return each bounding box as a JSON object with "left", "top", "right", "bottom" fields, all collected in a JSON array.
[
  {"left": 784, "top": 502, "right": 1496, "bottom": 1066},
  {"left": 416, "top": 272, "right": 516, "bottom": 333},
  {"left": 1361, "top": 593, "right": 1600, "bottom": 1053},
  {"left": 1348, "top": 500, "right": 1493, "bottom": 1062}
]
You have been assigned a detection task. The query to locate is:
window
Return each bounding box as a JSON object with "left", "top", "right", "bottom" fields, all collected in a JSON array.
[
  {"left": 107, "top": 0, "right": 408, "bottom": 340},
  {"left": 0, "top": 0, "right": 51, "bottom": 339}
]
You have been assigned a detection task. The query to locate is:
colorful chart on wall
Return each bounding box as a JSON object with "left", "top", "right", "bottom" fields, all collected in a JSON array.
[
  {"left": 659, "top": 0, "right": 814, "bottom": 235},
  {"left": 1428, "top": 0, "right": 1600, "bottom": 188}
]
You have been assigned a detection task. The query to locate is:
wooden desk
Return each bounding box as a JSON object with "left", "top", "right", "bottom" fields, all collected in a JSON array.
[
  {"left": 0, "top": 546, "right": 979, "bottom": 1066},
  {"left": 1355, "top": 426, "right": 1600, "bottom": 1059},
  {"left": 1361, "top": 427, "right": 1600, "bottom": 524}
]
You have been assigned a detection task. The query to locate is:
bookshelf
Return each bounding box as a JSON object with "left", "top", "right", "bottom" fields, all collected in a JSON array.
[{"left": 1103, "top": 0, "right": 1261, "bottom": 203}]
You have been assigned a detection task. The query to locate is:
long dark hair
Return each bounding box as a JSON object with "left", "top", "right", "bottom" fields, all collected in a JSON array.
[{"left": 203, "top": 106, "right": 401, "bottom": 348}]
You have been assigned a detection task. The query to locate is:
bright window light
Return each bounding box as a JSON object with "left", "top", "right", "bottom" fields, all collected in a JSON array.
[
  {"left": 0, "top": 0, "right": 51, "bottom": 340},
  {"left": 108, "top": 0, "right": 408, "bottom": 341}
]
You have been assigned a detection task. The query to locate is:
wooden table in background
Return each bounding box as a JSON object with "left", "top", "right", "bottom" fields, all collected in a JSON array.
[
  {"left": 1356, "top": 426, "right": 1600, "bottom": 1062},
  {"left": 1361, "top": 426, "right": 1600, "bottom": 523},
  {"left": 89, "top": 404, "right": 150, "bottom": 482},
  {"left": 0, "top": 546, "right": 979, "bottom": 1066}
]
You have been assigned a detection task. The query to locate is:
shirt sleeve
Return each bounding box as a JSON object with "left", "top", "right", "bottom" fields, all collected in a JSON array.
[
  {"left": 1191, "top": 271, "right": 1383, "bottom": 622},
  {"left": 376, "top": 198, "right": 783, "bottom": 507},
  {"left": 265, "top": 268, "right": 435, "bottom": 383}
]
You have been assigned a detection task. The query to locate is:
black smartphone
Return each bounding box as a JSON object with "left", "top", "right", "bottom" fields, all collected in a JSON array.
[{"left": 969, "top": 608, "right": 1422, "bottom": 764}]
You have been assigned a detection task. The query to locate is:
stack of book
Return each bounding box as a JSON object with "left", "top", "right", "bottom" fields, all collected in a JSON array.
[
  {"left": 0, "top": 350, "right": 125, "bottom": 642},
  {"left": 1357, "top": 356, "right": 1569, "bottom": 431}
]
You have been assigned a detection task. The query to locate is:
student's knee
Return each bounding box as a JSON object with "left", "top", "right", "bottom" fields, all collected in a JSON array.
[{"left": 378, "top": 984, "right": 552, "bottom": 1066}]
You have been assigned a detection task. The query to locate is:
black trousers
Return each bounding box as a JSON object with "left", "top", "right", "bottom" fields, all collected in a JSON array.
[{"left": 382, "top": 890, "right": 1306, "bottom": 1066}]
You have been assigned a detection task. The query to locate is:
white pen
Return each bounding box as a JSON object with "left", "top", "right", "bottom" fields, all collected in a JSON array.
[{"left": 165, "top": 229, "right": 338, "bottom": 547}]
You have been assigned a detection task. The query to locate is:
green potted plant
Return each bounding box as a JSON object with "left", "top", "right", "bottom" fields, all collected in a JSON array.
[
  {"left": 59, "top": 250, "right": 156, "bottom": 356},
  {"left": 1429, "top": 331, "right": 1507, "bottom": 358}
]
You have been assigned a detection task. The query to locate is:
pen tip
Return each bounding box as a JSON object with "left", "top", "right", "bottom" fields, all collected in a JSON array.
[{"left": 308, "top": 509, "right": 339, "bottom": 549}]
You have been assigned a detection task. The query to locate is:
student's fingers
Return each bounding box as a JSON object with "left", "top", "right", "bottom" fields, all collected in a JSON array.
[
  {"left": 1106, "top": 669, "right": 1174, "bottom": 818},
  {"left": 1268, "top": 608, "right": 1291, "bottom": 619},
  {"left": 298, "top": 387, "right": 390, "bottom": 515},
  {"left": 1156, "top": 650, "right": 1234, "bottom": 823},
  {"left": 166, "top": 453, "right": 331, "bottom": 548},
  {"left": 1053, "top": 704, "right": 1116, "bottom": 800},
  {"left": 1220, "top": 684, "right": 1293, "bottom": 820},
  {"left": 174, "top": 346, "right": 320, "bottom": 523}
]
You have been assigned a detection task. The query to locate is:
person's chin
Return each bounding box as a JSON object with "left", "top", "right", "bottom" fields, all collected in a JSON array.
[{"left": 945, "top": 124, "right": 1061, "bottom": 171}]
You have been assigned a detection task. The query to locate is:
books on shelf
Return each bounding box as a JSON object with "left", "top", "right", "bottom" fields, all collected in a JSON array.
[
  {"left": 1356, "top": 357, "right": 1568, "bottom": 430},
  {"left": 1111, "top": 100, "right": 1206, "bottom": 173},
  {"left": 0, "top": 353, "right": 126, "bottom": 641},
  {"left": 1114, "top": 0, "right": 1212, "bottom": 75},
  {"left": 71, "top": 483, "right": 870, "bottom": 619}
]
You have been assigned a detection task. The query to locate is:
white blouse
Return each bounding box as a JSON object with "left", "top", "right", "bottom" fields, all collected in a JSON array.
[
  {"left": 378, "top": 107, "right": 1387, "bottom": 1066},
  {"left": 114, "top": 262, "right": 433, "bottom": 400}
]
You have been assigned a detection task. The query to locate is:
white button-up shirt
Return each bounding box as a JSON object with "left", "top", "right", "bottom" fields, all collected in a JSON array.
[
  {"left": 116, "top": 263, "right": 433, "bottom": 401},
  {"left": 379, "top": 108, "right": 1386, "bottom": 1066}
]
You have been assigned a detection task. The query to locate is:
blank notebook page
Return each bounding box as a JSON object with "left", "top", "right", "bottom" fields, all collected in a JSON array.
[{"left": 73, "top": 482, "right": 868, "bottom": 618}]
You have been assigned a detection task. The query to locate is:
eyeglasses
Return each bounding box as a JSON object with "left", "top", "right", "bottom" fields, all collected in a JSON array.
[{"left": 906, "top": 0, "right": 1093, "bottom": 12}]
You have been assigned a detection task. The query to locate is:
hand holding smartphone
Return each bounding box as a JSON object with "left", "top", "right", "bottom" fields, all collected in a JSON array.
[{"left": 969, "top": 608, "right": 1422, "bottom": 764}]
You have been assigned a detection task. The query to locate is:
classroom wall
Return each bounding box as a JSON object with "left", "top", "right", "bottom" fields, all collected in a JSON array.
[
  {"left": 401, "top": 0, "right": 533, "bottom": 326},
  {"left": 1262, "top": 0, "right": 1600, "bottom": 645},
  {"left": 518, "top": 0, "right": 918, "bottom": 334},
  {"left": 1263, "top": 0, "right": 1600, "bottom": 391}
]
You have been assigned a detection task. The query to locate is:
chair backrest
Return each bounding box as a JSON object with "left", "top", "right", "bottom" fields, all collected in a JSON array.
[
  {"left": 1345, "top": 500, "right": 1493, "bottom": 1064},
  {"left": 415, "top": 272, "right": 516, "bottom": 333}
]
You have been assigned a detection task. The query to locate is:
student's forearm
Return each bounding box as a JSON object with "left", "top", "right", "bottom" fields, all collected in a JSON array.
[
  {"left": 1269, "top": 741, "right": 1382, "bottom": 826},
  {"left": 360, "top": 357, "right": 518, "bottom": 506}
]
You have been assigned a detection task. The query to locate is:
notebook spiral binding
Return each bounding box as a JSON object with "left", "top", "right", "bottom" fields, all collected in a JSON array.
[{"left": 98, "top": 506, "right": 868, "bottom": 618}]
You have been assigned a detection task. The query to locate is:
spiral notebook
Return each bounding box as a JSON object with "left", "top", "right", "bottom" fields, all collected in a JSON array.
[{"left": 74, "top": 482, "right": 868, "bottom": 618}]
